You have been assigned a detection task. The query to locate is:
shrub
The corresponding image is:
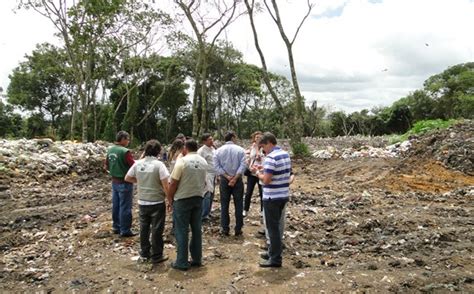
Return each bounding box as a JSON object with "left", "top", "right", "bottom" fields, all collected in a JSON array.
[
  {"left": 390, "top": 119, "right": 459, "bottom": 143},
  {"left": 291, "top": 141, "right": 311, "bottom": 157}
]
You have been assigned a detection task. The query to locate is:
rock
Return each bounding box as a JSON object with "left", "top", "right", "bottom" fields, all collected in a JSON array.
[{"left": 367, "top": 264, "right": 378, "bottom": 270}]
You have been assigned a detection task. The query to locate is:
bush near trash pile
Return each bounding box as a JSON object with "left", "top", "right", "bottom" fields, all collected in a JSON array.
[{"left": 389, "top": 119, "right": 459, "bottom": 144}]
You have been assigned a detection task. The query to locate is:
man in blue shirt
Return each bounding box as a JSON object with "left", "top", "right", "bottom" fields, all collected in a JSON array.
[
  {"left": 213, "top": 131, "right": 246, "bottom": 236},
  {"left": 255, "top": 132, "right": 291, "bottom": 267}
]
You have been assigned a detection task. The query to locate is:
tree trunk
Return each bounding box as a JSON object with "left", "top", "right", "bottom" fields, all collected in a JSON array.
[
  {"left": 80, "top": 89, "right": 88, "bottom": 142},
  {"left": 217, "top": 84, "right": 223, "bottom": 140},
  {"left": 70, "top": 94, "right": 76, "bottom": 140},
  {"left": 199, "top": 53, "right": 209, "bottom": 136}
]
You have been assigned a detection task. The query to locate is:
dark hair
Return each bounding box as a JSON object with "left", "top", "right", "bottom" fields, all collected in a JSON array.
[
  {"left": 224, "top": 131, "right": 236, "bottom": 142},
  {"left": 185, "top": 139, "right": 198, "bottom": 152},
  {"left": 144, "top": 139, "right": 161, "bottom": 157},
  {"left": 116, "top": 131, "right": 130, "bottom": 142},
  {"left": 201, "top": 133, "right": 212, "bottom": 142},
  {"left": 168, "top": 139, "right": 184, "bottom": 162},
  {"left": 259, "top": 132, "right": 277, "bottom": 145}
]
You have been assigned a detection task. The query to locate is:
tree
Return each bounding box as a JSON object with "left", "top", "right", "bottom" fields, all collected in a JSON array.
[
  {"left": 0, "top": 101, "right": 23, "bottom": 138},
  {"left": 424, "top": 62, "right": 474, "bottom": 119},
  {"left": 19, "top": 0, "right": 164, "bottom": 141},
  {"left": 8, "top": 43, "right": 70, "bottom": 130},
  {"left": 173, "top": 0, "right": 242, "bottom": 137},
  {"left": 262, "top": 0, "right": 313, "bottom": 141}
]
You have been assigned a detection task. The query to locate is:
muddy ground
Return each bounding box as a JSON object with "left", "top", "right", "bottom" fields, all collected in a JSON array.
[{"left": 1, "top": 151, "right": 473, "bottom": 293}]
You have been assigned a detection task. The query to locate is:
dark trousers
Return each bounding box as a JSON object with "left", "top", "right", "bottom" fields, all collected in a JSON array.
[
  {"left": 219, "top": 176, "right": 244, "bottom": 233},
  {"left": 244, "top": 175, "right": 263, "bottom": 212},
  {"left": 139, "top": 203, "right": 166, "bottom": 261},
  {"left": 263, "top": 198, "right": 288, "bottom": 265},
  {"left": 173, "top": 197, "right": 203, "bottom": 269}
]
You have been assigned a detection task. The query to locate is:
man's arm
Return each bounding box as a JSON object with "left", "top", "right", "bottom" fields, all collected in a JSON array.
[
  {"left": 125, "top": 151, "right": 135, "bottom": 167},
  {"left": 257, "top": 171, "right": 273, "bottom": 185},
  {"left": 213, "top": 151, "right": 226, "bottom": 176},
  {"left": 104, "top": 157, "right": 109, "bottom": 172},
  {"left": 161, "top": 178, "right": 169, "bottom": 197},
  {"left": 124, "top": 175, "right": 137, "bottom": 183},
  {"left": 167, "top": 179, "right": 179, "bottom": 212}
]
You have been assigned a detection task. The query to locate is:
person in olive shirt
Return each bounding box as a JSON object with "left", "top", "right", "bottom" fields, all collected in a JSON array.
[
  {"left": 104, "top": 131, "right": 136, "bottom": 237},
  {"left": 167, "top": 139, "right": 207, "bottom": 271},
  {"left": 125, "top": 140, "right": 169, "bottom": 264}
]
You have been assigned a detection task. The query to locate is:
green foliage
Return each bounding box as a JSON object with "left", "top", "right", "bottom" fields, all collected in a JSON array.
[
  {"left": 390, "top": 119, "right": 459, "bottom": 143},
  {"left": 7, "top": 43, "right": 70, "bottom": 129},
  {"left": 291, "top": 142, "right": 311, "bottom": 157},
  {"left": 0, "top": 101, "right": 23, "bottom": 138}
]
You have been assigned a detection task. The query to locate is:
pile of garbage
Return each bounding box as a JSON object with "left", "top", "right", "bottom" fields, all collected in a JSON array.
[
  {"left": 406, "top": 120, "right": 473, "bottom": 175},
  {"left": 0, "top": 138, "right": 108, "bottom": 178},
  {"left": 311, "top": 141, "right": 411, "bottom": 159}
]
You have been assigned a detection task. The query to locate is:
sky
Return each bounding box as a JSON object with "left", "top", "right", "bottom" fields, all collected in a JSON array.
[{"left": 1, "top": 0, "right": 473, "bottom": 113}]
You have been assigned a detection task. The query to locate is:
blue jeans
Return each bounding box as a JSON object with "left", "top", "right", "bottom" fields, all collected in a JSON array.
[
  {"left": 219, "top": 176, "right": 244, "bottom": 233},
  {"left": 112, "top": 182, "right": 134, "bottom": 235},
  {"left": 263, "top": 198, "right": 288, "bottom": 266},
  {"left": 139, "top": 203, "right": 166, "bottom": 261},
  {"left": 201, "top": 191, "right": 214, "bottom": 220},
  {"left": 173, "top": 196, "right": 202, "bottom": 269}
]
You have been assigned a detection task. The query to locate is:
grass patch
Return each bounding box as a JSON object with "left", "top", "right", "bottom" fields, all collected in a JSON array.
[{"left": 389, "top": 119, "right": 459, "bottom": 144}]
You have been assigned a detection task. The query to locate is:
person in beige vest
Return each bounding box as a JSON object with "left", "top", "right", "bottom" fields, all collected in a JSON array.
[
  {"left": 167, "top": 139, "right": 207, "bottom": 271},
  {"left": 125, "top": 140, "right": 169, "bottom": 264}
]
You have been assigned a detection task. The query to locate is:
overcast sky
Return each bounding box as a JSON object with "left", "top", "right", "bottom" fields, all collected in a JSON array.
[{"left": 1, "top": 0, "right": 473, "bottom": 113}]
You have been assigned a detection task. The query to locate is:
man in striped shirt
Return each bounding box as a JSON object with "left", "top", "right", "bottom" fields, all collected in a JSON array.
[{"left": 255, "top": 132, "right": 291, "bottom": 267}]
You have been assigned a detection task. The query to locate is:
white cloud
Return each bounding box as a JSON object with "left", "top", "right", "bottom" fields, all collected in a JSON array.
[
  {"left": 1, "top": 0, "right": 473, "bottom": 114},
  {"left": 228, "top": 0, "right": 474, "bottom": 112},
  {"left": 0, "top": 2, "right": 58, "bottom": 92}
]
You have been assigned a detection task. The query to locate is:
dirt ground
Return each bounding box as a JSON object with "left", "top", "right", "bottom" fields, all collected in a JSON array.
[{"left": 0, "top": 155, "right": 473, "bottom": 293}]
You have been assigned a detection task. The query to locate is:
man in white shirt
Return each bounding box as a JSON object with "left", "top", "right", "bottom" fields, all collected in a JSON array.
[
  {"left": 197, "top": 133, "right": 216, "bottom": 221},
  {"left": 125, "top": 140, "right": 170, "bottom": 264}
]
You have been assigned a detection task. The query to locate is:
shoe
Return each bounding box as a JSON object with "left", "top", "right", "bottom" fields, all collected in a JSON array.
[
  {"left": 137, "top": 256, "right": 150, "bottom": 264},
  {"left": 120, "top": 232, "right": 138, "bottom": 238},
  {"left": 190, "top": 260, "right": 202, "bottom": 267},
  {"left": 220, "top": 230, "right": 230, "bottom": 236},
  {"left": 151, "top": 255, "right": 169, "bottom": 264},
  {"left": 235, "top": 230, "right": 243, "bottom": 236},
  {"left": 243, "top": 210, "right": 247, "bottom": 217},
  {"left": 260, "top": 252, "right": 269, "bottom": 260},
  {"left": 170, "top": 261, "right": 188, "bottom": 271},
  {"left": 259, "top": 260, "right": 281, "bottom": 268}
]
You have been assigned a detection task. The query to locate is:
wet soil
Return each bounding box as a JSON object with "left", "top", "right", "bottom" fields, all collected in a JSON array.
[{"left": 0, "top": 157, "right": 473, "bottom": 293}]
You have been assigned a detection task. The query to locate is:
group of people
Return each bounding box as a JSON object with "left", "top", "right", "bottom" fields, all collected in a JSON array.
[{"left": 104, "top": 130, "right": 292, "bottom": 270}]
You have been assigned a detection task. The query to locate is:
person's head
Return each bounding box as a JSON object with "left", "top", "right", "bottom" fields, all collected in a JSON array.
[
  {"left": 258, "top": 132, "right": 277, "bottom": 155},
  {"left": 116, "top": 131, "right": 130, "bottom": 147},
  {"left": 184, "top": 139, "right": 198, "bottom": 154},
  {"left": 143, "top": 139, "right": 161, "bottom": 157},
  {"left": 176, "top": 133, "right": 186, "bottom": 142},
  {"left": 224, "top": 131, "right": 236, "bottom": 142},
  {"left": 251, "top": 131, "right": 263, "bottom": 143},
  {"left": 169, "top": 139, "right": 184, "bottom": 160},
  {"left": 201, "top": 133, "right": 213, "bottom": 147}
]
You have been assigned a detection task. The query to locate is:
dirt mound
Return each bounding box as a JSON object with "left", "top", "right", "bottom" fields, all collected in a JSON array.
[{"left": 406, "top": 120, "right": 474, "bottom": 175}]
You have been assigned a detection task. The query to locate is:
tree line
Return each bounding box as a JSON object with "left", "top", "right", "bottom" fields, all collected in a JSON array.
[{"left": 0, "top": 1, "right": 472, "bottom": 145}]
